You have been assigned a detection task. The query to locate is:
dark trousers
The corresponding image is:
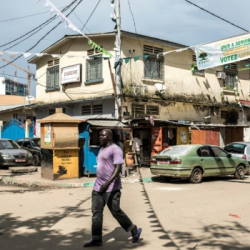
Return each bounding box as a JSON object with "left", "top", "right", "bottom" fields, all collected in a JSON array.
[
  {"left": 136, "top": 151, "right": 141, "bottom": 168},
  {"left": 92, "top": 190, "right": 134, "bottom": 241}
]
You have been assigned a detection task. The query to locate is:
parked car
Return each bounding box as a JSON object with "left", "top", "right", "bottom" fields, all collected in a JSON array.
[
  {"left": 150, "top": 144, "right": 249, "bottom": 184},
  {"left": 16, "top": 138, "right": 41, "bottom": 166},
  {"left": 224, "top": 142, "right": 250, "bottom": 163},
  {"left": 0, "top": 139, "right": 33, "bottom": 168}
]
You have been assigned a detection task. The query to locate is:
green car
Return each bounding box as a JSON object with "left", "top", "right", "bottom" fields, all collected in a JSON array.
[{"left": 150, "top": 145, "right": 249, "bottom": 184}]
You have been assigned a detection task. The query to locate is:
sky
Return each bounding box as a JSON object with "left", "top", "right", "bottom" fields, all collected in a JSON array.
[{"left": 0, "top": 0, "right": 249, "bottom": 96}]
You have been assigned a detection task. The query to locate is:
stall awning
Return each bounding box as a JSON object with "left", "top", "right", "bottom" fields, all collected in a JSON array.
[
  {"left": 240, "top": 100, "right": 250, "bottom": 108},
  {"left": 87, "top": 120, "right": 128, "bottom": 128}
]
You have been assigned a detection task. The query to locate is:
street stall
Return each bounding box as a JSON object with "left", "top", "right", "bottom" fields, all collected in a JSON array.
[
  {"left": 127, "top": 118, "right": 190, "bottom": 166},
  {"left": 78, "top": 119, "right": 128, "bottom": 177},
  {"left": 39, "top": 109, "right": 81, "bottom": 180}
]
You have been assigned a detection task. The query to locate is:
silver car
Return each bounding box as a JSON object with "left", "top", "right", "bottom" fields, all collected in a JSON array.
[{"left": 224, "top": 142, "right": 250, "bottom": 163}]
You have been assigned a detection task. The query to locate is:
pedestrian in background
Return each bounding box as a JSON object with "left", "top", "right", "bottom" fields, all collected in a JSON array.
[
  {"left": 133, "top": 133, "right": 142, "bottom": 168},
  {"left": 84, "top": 129, "right": 142, "bottom": 247}
]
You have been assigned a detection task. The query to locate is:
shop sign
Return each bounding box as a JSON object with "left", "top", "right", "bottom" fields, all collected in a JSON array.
[
  {"left": 61, "top": 64, "right": 81, "bottom": 84},
  {"left": 195, "top": 33, "right": 250, "bottom": 70}
]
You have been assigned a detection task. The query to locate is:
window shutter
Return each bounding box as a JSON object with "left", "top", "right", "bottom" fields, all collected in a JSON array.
[{"left": 93, "top": 104, "right": 103, "bottom": 114}]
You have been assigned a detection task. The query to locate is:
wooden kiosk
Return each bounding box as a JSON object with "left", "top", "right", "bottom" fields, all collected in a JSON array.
[{"left": 39, "top": 108, "right": 81, "bottom": 180}]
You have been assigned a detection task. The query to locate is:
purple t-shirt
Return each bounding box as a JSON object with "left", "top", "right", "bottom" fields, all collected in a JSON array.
[{"left": 94, "top": 143, "right": 124, "bottom": 192}]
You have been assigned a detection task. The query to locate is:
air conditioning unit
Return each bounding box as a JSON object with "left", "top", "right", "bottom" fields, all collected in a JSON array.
[
  {"left": 216, "top": 71, "right": 226, "bottom": 79},
  {"left": 131, "top": 85, "right": 148, "bottom": 95}
]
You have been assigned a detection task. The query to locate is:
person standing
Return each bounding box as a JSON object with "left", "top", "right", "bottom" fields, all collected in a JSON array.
[
  {"left": 84, "top": 129, "right": 142, "bottom": 247},
  {"left": 133, "top": 133, "right": 142, "bottom": 168}
]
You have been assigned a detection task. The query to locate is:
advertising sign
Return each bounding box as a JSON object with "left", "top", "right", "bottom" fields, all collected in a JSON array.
[
  {"left": 195, "top": 33, "right": 250, "bottom": 70},
  {"left": 44, "top": 123, "right": 51, "bottom": 145},
  {"left": 61, "top": 64, "right": 81, "bottom": 84}
]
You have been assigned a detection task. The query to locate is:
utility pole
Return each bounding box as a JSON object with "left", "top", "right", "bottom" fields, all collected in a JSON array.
[{"left": 114, "top": 0, "right": 122, "bottom": 120}]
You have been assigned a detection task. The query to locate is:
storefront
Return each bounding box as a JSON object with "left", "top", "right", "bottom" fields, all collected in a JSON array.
[{"left": 127, "top": 119, "right": 190, "bottom": 166}]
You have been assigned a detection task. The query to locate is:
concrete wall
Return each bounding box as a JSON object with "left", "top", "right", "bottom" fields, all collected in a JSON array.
[
  {"left": 35, "top": 37, "right": 116, "bottom": 104},
  {"left": 120, "top": 36, "right": 250, "bottom": 123},
  {"left": 35, "top": 98, "right": 115, "bottom": 137}
]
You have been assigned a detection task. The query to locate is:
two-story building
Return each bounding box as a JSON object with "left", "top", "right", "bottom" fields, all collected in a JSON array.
[{"left": 28, "top": 31, "right": 250, "bottom": 165}]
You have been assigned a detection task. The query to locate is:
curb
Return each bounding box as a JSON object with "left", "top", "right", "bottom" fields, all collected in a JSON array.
[{"left": 1, "top": 176, "right": 142, "bottom": 188}]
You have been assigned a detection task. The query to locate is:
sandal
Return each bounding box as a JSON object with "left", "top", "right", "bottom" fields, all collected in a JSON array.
[
  {"left": 132, "top": 227, "right": 142, "bottom": 243},
  {"left": 83, "top": 240, "right": 102, "bottom": 247}
]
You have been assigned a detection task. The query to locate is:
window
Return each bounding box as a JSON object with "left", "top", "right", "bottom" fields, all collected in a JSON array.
[
  {"left": 224, "top": 72, "right": 237, "bottom": 90},
  {"left": 221, "top": 111, "right": 228, "bottom": 119},
  {"left": 224, "top": 143, "right": 246, "bottom": 154},
  {"left": 144, "top": 45, "right": 164, "bottom": 80},
  {"left": 23, "top": 139, "right": 31, "bottom": 148},
  {"left": 85, "top": 49, "right": 103, "bottom": 84},
  {"left": 93, "top": 104, "right": 103, "bottom": 114},
  {"left": 132, "top": 104, "right": 145, "bottom": 118},
  {"left": 81, "top": 105, "right": 91, "bottom": 115},
  {"left": 146, "top": 105, "right": 159, "bottom": 115},
  {"left": 211, "top": 147, "right": 228, "bottom": 157},
  {"left": 224, "top": 63, "right": 238, "bottom": 90},
  {"left": 197, "top": 146, "right": 212, "bottom": 157},
  {"left": 81, "top": 104, "right": 103, "bottom": 115},
  {"left": 46, "top": 59, "right": 60, "bottom": 90},
  {"left": 16, "top": 139, "right": 24, "bottom": 146}
]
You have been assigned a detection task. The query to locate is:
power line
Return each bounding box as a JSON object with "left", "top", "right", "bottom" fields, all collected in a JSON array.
[
  {"left": 60, "top": 0, "right": 102, "bottom": 58},
  {"left": 0, "top": 1, "right": 78, "bottom": 49},
  {"left": 184, "top": 0, "right": 249, "bottom": 32},
  {"left": 0, "top": 0, "right": 83, "bottom": 70},
  {"left": 0, "top": 6, "right": 67, "bottom": 23}
]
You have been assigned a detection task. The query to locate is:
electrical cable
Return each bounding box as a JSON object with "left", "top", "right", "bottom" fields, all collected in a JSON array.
[
  {"left": 184, "top": 0, "right": 249, "bottom": 32},
  {"left": 0, "top": 1, "right": 78, "bottom": 48},
  {"left": 60, "top": 0, "right": 102, "bottom": 59},
  {"left": 0, "top": 5, "right": 67, "bottom": 23},
  {"left": 0, "top": 0, "right": 83, "bottom": 71}
]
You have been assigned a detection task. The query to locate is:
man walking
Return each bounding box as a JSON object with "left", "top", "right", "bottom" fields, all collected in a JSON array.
[{"left": 84, "top": 129, "right": 142, "bottom": 247}]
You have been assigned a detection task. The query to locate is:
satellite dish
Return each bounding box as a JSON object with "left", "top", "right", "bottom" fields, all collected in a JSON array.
[
  {"left": 154, "top": 83, "right": 166, "bottom": 92},
  {"left": 25, "top": 95, "right": 35, "bottom": 101}
]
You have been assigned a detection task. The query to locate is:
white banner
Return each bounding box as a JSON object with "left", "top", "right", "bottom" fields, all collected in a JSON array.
[
  {"left": 61, "top": 64, "right": 81, "bottom": 84},
  {"left": 195, "top": 33, "right": 250, "bottom": 70}
]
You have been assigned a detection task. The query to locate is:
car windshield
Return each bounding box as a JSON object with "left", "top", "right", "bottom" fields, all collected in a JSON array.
[
  {"left": 32, "top": 138, "right": 40, "bottom": 147},
  {"left": 224, "top": 143, "right": 246, "bottom": 154},
  {"left": 0, "top": 140, "right": 20, "bottom": 149},
  {"left": 159, "top": 146, "right": 192, "bottom": 156}
]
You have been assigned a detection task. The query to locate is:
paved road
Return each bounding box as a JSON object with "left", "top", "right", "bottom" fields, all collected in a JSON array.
[{"left": 1, "top": 170, "right": 250, "bottom": 250}]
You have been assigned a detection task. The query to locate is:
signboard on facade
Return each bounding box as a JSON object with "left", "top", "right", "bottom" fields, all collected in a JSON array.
[
  {"left": 195, "top": 33, "right": 250, "bottom": 70},
  {"left": 61, "top": 64, "right": 81, "bottom": 84}
]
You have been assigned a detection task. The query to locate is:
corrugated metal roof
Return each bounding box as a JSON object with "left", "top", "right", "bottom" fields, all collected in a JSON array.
[
  {"left": 0, "top": 104, "right": 24, "bottom": 112},
  {"left": 87, "top": 120, "right": 127, "bottom": 128},
  {"left": 240, "top": 100, "right": 250, "bottom": 108}
]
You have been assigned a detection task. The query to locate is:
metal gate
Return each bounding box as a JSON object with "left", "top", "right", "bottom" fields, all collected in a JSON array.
[{"left": 1, "top": 118, "right": 34, "bottom": 140}]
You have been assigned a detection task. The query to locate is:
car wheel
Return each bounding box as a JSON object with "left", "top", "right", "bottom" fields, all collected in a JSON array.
[
  {"left": 190, "top": 167, "right": 203, "bottom": 184},
  {"left": 234, "top": 165, "right": 245, "bottom": 179},
  {"left": 32, "top": 154, "right": 40, "bottom": 166}
]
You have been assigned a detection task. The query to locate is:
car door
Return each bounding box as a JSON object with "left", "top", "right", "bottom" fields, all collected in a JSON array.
[
  {"left": 197, "top": 146, "right": 219, "bottom": 176},
  {"left": 211, "top": 146, "right": 236, "bottom": 175}
]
